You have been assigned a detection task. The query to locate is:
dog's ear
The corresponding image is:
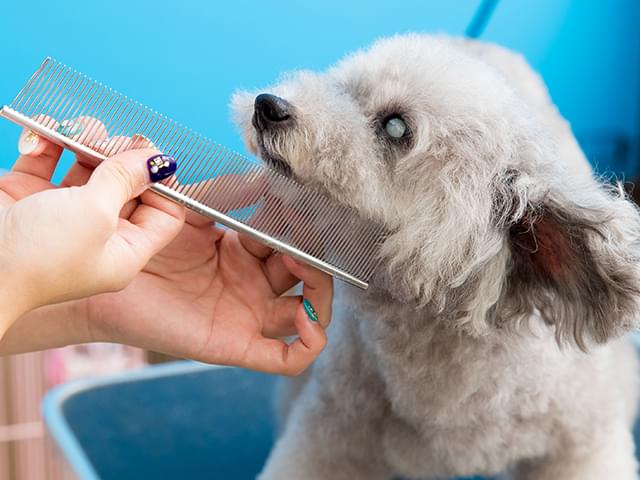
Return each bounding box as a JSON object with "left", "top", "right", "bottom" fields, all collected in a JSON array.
[{"left": 497, "top": 175, "right": 640, "bottom": 349}]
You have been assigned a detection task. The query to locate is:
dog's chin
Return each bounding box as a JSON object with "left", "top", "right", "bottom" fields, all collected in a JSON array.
[{"left": 255, "top": 135, "right": 293, "bottom": 177}]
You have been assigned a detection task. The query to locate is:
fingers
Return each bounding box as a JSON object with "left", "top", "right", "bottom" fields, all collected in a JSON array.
[
  {"left": 66, "top": 116, "right": 109, "bottom": 150},
  {"left": 119, "top": 198, "right": 140, "bottom": 219},
  {"left": 185, "top": 209, "right": 215, "bottom": 228},
  {"left": 88, "top": 147, "right": 184, "bottom": 268},
  {"left": 262, "top": 295, "right": 300, "bottom": 337},
  {"left": 282, "top": 255, "right": 333, "bottom": 328},
  {"left": 182, "top": 174, "right": 268, "bottom": 213},
  {"left": 118, "top": 198, "right": 186, "bottom": 271},
  {"left": 95, "top": 134, "right": 154, "bottom": 158},
  {"left": 138, "top": 188, "right": 186, "bottom": 225},
  {"left": 80, "top": 147, "right": 184, "bottom": 287},
  {"left": 240, "top": 309, "right": 327, "bottom": 376},
  {"left": 60, "top": 124, "right": 152, "bottom": 190},
  {"left": 238, "top": 232, "right": 273, "bottom": 259},
  {"left": 240, "top": 227, "right": 329, "bottom": 298},
  {"left": 237, "top": 234, "right": 298, "bottom": 295},
  {"left": 12, "top": 116, "right": 106, "bottom": 182},
  {"left": 84, "top": 147, "right": 163, "bottom": 211},
  {"left": 264, "top": 253, "right": 299, "bottom": 295},
  {"left": 60, "top": 161, "right": 138, "bottom": 222},
  {"left": 247, "top": 256, "right": 333, "bottom": 375},
  {"left": 12, "top": 129, "right": 63, "bottom": 180},
  {"left": 59, "top": 161, "right": 94, "bottom": 187},
  {"left": 68, "top": 117, "right": 110, "bottom": 173}
]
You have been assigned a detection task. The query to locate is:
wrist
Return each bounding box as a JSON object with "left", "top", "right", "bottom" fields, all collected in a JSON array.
[
  {"left": 0, "top": 273, "right": 34, "bottom": 338},
  {"left": 83, "top": 294, "right": 114, "bottom": 344},
  {"left": 0, "top": 300, "right": 91, "bottom": 356},
  {"left": 0, "top": 226, "right": 37, "bottom": 335}
]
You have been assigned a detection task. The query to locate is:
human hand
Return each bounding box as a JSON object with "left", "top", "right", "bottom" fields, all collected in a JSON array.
[
  {"left": 84, "top": 151, "right": 333, "bottom": 375},
  {"left": 0, "top": 130, "right": 185, "bottom": 334},
  {"left": 1, "top": 128, "right": 332, "bottom": 375},
  {"left": 86, "top": 221, "right": 333, "bottom": 375}
]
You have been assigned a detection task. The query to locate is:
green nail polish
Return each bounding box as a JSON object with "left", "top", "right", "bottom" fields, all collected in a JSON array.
[
  {"left": 57, "top": 121, "right": 83, "bottom": 137},
  {"left": 303, "top": 299, "right": 319, "bottom": 323}
]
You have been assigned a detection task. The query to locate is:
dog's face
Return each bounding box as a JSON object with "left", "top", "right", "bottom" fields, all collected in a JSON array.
[
  {"left": 233, "top": 34, "right": 640, "bottom": 347},
  {"left": 233, "top": 36, "right": 525, "bottom": 224}
]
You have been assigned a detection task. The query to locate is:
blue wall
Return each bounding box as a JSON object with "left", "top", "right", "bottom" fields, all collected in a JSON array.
[
  {"left": 483, "top": 0, "right": 640, "bottom": 175},
  {"left": 0, "top": 0, "right": 637, "bottom": 178}
]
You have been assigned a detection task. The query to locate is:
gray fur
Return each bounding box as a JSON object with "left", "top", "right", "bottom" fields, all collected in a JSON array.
[{"left": 233, "top": 34, "right": 640, "bottom": 479}]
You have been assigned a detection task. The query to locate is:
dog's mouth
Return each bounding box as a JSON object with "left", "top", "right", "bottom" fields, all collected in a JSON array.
[{"left": 254, "top": 129, "right": 293, "bottom": 177}]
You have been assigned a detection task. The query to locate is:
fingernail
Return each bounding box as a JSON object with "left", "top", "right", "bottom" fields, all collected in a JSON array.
[
  {"left": 302, "top": 299, "right": 319, "bottom": 323},
  {"left": 131, "top": 134, "right": 155, "bottom": 149},
  {"left": 18, "top": 130, "right": 40, "bottom": 155},
  {"left": 147, "top": 154, "right": 177, "bottom": 182},
  {"left": 57, "top": 120, "right": 84, "bottom": 137}
]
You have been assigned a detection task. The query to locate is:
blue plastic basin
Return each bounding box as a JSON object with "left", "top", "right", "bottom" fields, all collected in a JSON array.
[{"left": 43, "top": 359, "right": 640, "bottom": 480}]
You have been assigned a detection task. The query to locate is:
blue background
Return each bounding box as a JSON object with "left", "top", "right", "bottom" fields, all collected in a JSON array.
[{"left": 0, "top": 0, "right": 638, "bottom": 178}]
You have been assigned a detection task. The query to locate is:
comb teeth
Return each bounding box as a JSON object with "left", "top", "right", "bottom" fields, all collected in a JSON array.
[{"left": 1, "top": 57, "right": 387, "bottom": 289}]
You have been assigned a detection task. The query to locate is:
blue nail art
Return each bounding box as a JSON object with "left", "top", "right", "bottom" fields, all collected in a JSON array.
[
  {"left": 303, "top": 299, "right": 319, "bottom": 323},
  {"left": 56, "top": 121, "right": 83, "bottom": 137},
  {"left": 147, "top": 154, "right": 177, "bottom": 182}
]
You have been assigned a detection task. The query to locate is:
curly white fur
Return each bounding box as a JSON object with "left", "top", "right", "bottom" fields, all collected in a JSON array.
[{"left": 233, "top": 34, "right": 640, "bottom": 479}]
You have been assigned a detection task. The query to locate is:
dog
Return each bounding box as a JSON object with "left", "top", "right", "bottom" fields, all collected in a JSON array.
[{"left": 232, "top": 34, "right": 640, "bottom": 479}]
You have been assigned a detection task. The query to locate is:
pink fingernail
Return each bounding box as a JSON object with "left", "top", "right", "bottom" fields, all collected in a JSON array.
[{"left": 18, "top": 130, "right": 40, "bottom": 155}]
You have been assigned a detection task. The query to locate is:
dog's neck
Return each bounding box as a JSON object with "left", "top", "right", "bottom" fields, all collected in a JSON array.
[
  {"left": 364, "top": 252, "right": 511, "bottom": 339},
  {"left": 340, "top": 278, "right": 560, "bottom": 395}
]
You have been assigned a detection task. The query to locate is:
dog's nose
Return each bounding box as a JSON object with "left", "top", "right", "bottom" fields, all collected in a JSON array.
[{"left": 254, "top": 94, "right": 291, "bottom": 128}]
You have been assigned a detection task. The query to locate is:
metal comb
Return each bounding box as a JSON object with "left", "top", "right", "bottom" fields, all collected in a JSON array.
[{"left": 0, "top": 58, "right": 386, "bottom": 289}]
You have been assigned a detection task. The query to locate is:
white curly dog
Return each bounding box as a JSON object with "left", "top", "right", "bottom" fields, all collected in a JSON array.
[{"left": 233, "top": 34, "right": 640, "bottom": 479}]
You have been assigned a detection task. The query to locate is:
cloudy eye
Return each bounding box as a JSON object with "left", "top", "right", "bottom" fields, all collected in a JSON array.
[{"left": 384, "top": 116, "right": 407, "bottom": 138}]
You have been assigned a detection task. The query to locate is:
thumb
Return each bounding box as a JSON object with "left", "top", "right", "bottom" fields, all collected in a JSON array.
[{"left": 85, "top": 149, "right": 177, "bottom": 211}]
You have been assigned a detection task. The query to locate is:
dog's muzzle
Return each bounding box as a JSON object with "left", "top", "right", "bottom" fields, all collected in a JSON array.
[{"left": 252, "top": 93, "right": 294, "bottom": 176}]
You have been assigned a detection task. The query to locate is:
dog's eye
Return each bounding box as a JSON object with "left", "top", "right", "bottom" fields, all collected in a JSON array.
[{"left": 384, "top": 116, "right": 407, "bottom": 138}]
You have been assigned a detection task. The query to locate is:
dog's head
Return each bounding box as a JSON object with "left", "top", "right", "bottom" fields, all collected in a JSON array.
[{"left": 233, "top": 34, "right": 640, "bottom": 348}]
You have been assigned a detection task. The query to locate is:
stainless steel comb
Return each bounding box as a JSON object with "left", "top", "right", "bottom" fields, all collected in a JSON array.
[{"left": 1, "top": 58, "right": 386, "bottom": 289}]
